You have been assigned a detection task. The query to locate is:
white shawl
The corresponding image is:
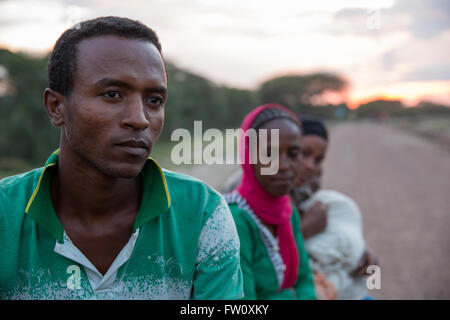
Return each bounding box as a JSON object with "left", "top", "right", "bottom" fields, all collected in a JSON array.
[{"left": 300, "top": 190, "right": 368, "bottom": 300}]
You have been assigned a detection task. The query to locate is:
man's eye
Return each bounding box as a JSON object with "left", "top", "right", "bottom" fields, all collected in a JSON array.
[
  {"left": 146, "top": 96, "right": 164, "bottom": 106},
  {"left": 103, "top": 91, "right": 121, "bottom": 99}
]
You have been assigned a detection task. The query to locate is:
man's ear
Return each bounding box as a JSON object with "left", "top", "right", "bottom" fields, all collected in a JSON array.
[{"left": 43, "top": 88, "right": 67, "bottom": 127}]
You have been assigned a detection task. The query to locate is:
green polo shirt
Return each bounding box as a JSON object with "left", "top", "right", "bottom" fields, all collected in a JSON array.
[{"left": 0, "top": 150, "right": 243, "bottom": 300}]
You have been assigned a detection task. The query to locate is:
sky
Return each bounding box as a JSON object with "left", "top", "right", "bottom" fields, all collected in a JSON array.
[{"left": 0, "top": 0, "right": 449, "bottom": 108}]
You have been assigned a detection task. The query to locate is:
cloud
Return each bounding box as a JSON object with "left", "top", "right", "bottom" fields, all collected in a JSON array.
[
  {"left": 325, "top": 0, "right": 450, "bottom": 87},
  {"left": 393, "top": 0, "right": 450, "bottom": 38},
  {"left": 389, "top": 30, "right": 450, "bottom": 82},
  {"left": 328, "top": 0, "right": 450, "bottom": 38},
  {"left": 402, "top": 66, "right": 450, "bottom": 82}
]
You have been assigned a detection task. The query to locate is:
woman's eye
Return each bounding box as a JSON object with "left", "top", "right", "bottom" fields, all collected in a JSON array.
[{"left": 289, "top": 151, "right": 299, "bottom": 159}]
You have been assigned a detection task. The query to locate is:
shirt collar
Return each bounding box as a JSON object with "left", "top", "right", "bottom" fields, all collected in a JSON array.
[{"left": 26, "top": 149, "right": 171, "bottom": 243}]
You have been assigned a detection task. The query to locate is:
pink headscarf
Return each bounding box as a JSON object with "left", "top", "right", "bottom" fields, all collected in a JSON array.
[{"left": 236, "top": 103, "right": 300, "bottom": 290}]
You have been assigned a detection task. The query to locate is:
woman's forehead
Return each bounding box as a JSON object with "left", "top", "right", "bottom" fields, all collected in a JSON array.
[
  {"left": 301, "top": 134, "right": 327, "bottom": 145},
  {"left": 259, "top": 117, "right": 301, "bottom": 133}
]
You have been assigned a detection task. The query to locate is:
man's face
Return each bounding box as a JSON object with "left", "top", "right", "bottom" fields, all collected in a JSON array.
[{"left": 62, "top": 35, "right": 167, "bottom": 178}]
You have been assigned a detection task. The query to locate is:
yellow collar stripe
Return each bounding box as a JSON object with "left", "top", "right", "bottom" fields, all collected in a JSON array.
[{"left": 25, "top": 162, "right": 57, "bottom": 214}]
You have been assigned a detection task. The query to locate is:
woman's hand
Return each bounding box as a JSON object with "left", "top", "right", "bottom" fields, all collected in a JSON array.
[
  {"left": 313, "top": 272, "right": 338, "bottom": 300},
  {"left": 300, "top": 201, "right": 328, "bottom": 239},
  {"left": 352, "top": 247, "right": 379, "bottom": 277}
]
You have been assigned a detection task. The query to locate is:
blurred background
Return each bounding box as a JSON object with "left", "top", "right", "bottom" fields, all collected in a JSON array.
[{"left": 0, "top": 0, "right": 449, "bottom": 299}]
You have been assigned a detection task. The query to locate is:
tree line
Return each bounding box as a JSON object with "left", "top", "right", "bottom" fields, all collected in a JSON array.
[{"left": 1, "top": 48, "right": 449, "bottom": 167}]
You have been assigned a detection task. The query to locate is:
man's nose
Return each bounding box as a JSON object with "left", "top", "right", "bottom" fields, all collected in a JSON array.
[{"left": 120, "top": 97, "right": 150, "bottom": 130}]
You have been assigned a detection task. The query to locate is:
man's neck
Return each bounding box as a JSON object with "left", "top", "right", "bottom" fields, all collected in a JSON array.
[{"left": 50, "top": 151, "right": 142, "bottom": 225}]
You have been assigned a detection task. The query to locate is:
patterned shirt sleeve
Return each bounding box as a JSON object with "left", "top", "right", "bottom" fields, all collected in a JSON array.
[{"left": 191, "top": 197, "right": 244, "bottom": 300}]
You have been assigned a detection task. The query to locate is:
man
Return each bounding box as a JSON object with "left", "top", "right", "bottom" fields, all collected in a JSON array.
[{"left": 0, "top": 16, "right": 243, "bottom": 300}]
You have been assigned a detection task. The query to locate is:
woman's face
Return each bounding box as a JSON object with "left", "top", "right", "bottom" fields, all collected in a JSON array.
[
  {"left": 253, "top": 118, "right": 302, "bottom": 197},
  {"left": 296, "top": 135, "right": 328, "bottom": 186}
]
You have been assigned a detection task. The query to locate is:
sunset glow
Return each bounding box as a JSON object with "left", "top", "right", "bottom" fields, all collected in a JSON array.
[{"left": 349, "top": 81, "right": 450, "bottom": 109}]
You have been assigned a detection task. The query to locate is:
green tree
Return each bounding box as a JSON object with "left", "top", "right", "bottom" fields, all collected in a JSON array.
[
  {"left": 258, "top": 73, "right": 348, "bottom": 113},
  {"left": 0, "top": 49, "right": 59, "bottom": 166},
  {"left": 355, "top": 99, "right": 404, "bottom": 119}
]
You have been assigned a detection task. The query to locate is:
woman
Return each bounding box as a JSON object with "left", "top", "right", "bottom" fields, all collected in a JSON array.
[
  {"left": 291, "top": 118, "right": 378, "bottom": 300},
  {"left": 225, "top": 104, "right": 316, "bottom": 299}
]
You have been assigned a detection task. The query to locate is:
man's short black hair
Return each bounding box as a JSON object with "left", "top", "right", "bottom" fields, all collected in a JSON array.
[{"left": 48, "top": 16, "right": 163, "bottom": 97}]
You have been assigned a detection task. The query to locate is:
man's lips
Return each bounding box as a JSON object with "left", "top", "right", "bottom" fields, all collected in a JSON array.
[
  {"left": 115, "top": 139, "right": 150, "bottom": 156},
  {"left": 116, "top": 139, "right": 149, "bottom": 149}
]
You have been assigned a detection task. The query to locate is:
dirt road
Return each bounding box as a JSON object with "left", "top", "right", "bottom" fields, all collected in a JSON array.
[
  {"left": 321, "top": 121, "right": 450, "bottom": 299},
  {"left": 179, "top": 121, "right": 450, "bottom": 299}
]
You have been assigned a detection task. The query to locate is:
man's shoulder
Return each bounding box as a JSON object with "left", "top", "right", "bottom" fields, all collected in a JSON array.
[
  {"left": 0, "top": 167, "right": 44, "bottom": 202},
  {"left": 162, "top": 168, "right": 208, "bottom": 186},
  {"left": 163, "top": 169, "right": 221, "bottom": 197},
  {"left": 162, "top": 168, "right": 225, "bottom": 213},
  {"left": 0, "top": 167, "right": 44, "bottom": 228}
]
